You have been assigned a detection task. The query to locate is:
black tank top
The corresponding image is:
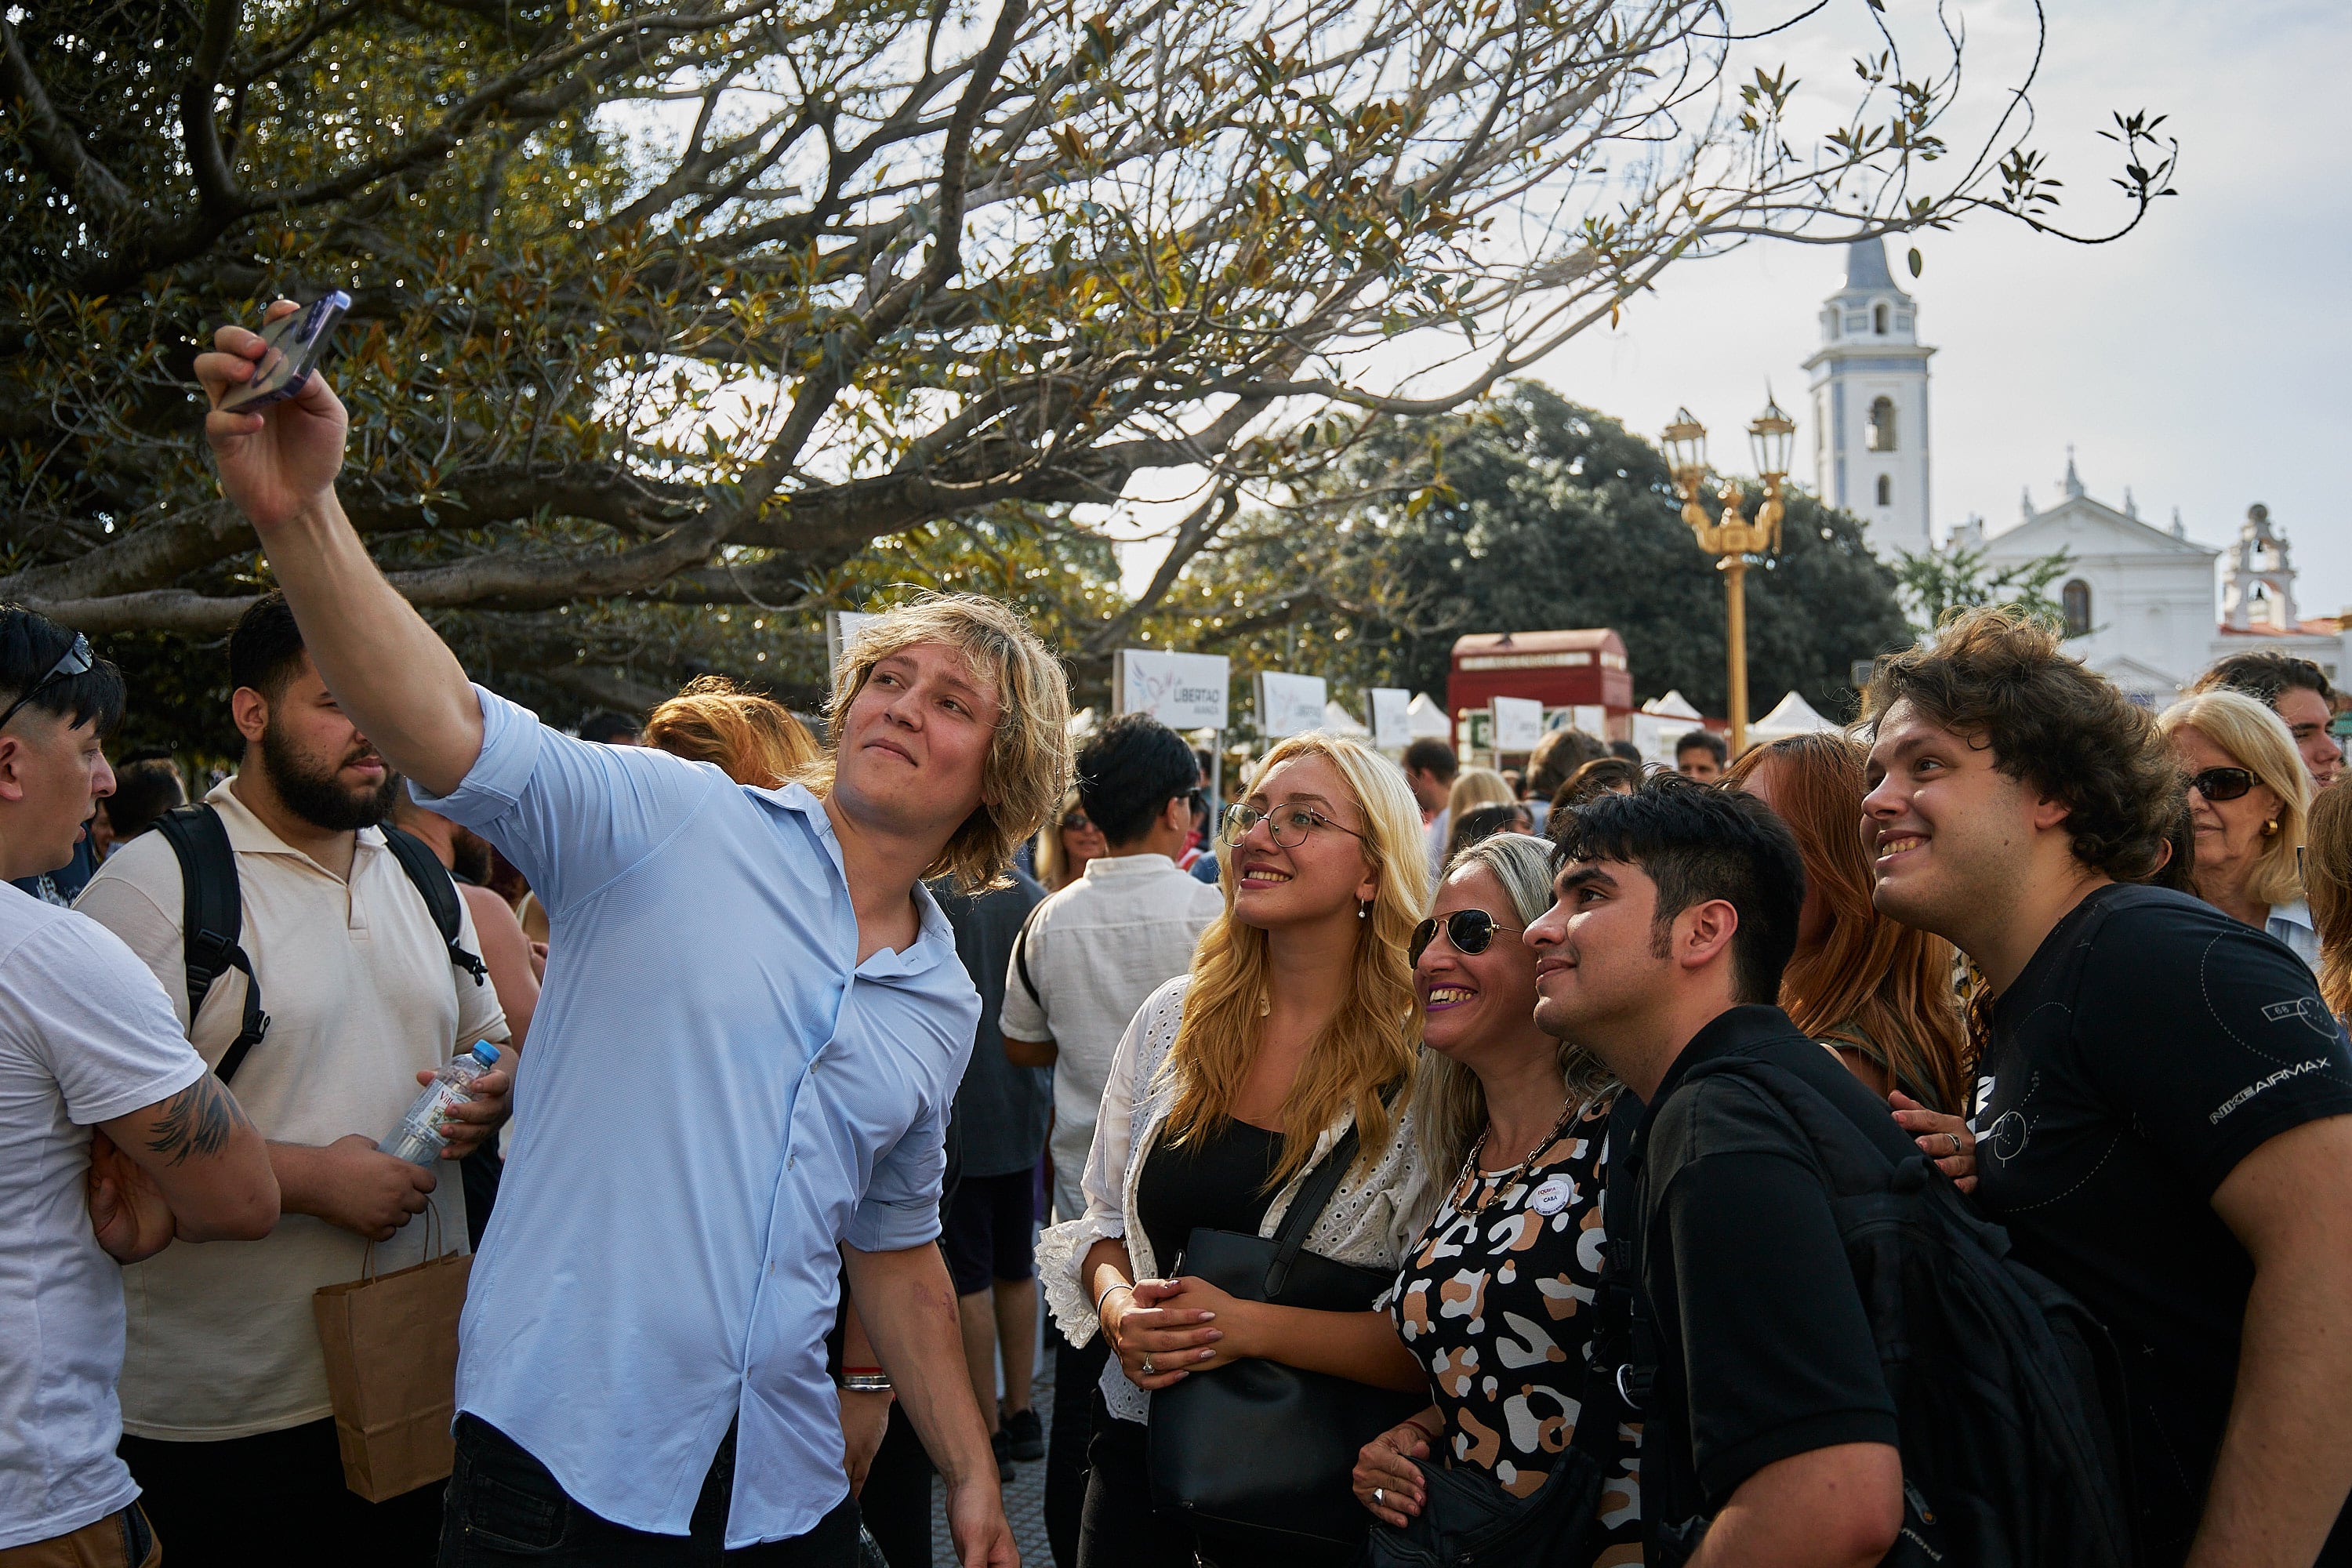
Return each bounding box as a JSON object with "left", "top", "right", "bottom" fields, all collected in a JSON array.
[{"left": 1137, "top": 1116, "right": 1284, "bottom": 1272}]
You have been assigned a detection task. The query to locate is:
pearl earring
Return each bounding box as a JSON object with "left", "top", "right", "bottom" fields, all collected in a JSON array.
[{"left": 1359, "top": 901, "right": 1372, "bottom": 920}]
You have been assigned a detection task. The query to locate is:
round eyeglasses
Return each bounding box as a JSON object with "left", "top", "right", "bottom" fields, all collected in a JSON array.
[
  {"left": 1410, "top": 909, "right": 1526, "bottom": 966},
  {"left": 1222, "top": 802, "right": 1367, "bottom": 849}
]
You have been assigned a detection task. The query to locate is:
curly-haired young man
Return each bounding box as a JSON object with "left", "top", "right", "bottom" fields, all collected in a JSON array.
[
  {"left": 2191, "top": 649, "right": 2343, "bottom": 789},
  {"left": 1864, "top": 608, "right": 2352, "bottom": 1568}
]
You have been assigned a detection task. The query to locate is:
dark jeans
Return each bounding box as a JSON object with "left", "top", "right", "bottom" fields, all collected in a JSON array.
[
  {"left": 1074, "top": 1396, "right": 1192, "bottom": 1568},
  {"left": 860, "top": 1402, "right": 935, "bottom": 1568},
  {"left": 439, "top": 1415, "right": 860, "bottom": 1566},
  {"left": 122, "top": 1416, "right": 444, "bottom": 1566},
  {"left": 1045, "top": 1327, "right": 1109, "bottom": 1568}
]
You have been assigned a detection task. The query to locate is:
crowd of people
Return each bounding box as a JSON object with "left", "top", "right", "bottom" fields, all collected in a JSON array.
[{"left": 4, "top": 300, "right": 2352, "bottom": 1568}]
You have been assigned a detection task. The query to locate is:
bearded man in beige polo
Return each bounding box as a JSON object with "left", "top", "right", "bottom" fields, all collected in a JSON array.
[{"left": 75, "top": 593, "right": 510, "bottom": 1564}]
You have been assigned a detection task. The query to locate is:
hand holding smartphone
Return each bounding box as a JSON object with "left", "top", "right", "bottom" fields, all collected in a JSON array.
[{"left": 218, "top": 291, "right": 351, "bottom": 413}]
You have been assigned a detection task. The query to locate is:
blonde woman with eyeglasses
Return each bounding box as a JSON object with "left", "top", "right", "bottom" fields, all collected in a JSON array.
[{"left": 1039, "top": 732, "right": 1438, "bottom": 1568}]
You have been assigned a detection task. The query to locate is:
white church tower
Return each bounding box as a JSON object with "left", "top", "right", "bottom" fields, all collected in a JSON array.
[
  {"left": 2221, "top": 503, "right": 2299, "bottom": 633},
  {"left": 1802, "top": 238, "right": 1935, "bottom": 559}
]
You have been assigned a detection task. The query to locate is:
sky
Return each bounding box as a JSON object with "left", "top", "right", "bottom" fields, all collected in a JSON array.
[{"left": 1112, "top": 0, "right": 2352, "bottom": 617}]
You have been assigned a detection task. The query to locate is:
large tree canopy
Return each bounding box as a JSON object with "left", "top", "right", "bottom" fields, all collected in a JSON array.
[
  {"left": 2, "top": 0, "right": 2173, "bottom": 713},
  {"left": 1169, "top": 381, "right": 1910, "bottom": 723}
]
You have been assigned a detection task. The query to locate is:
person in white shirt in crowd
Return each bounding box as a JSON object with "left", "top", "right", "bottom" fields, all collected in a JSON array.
[
  {"left": 2154, "top": 689, "right": 2318, "bottom": 968},
  {"left": 191, "top": 300, "right": 1065, "bottom": 1568},
  {"left": 0, "top": 606, "right": 277, "bottom": 1568},
  {"left": 76, "top": 594, "right": 514, "bottom": 1565},
  {"left": 999, "top": 712, "right": 1224, "bottom": 1567}
]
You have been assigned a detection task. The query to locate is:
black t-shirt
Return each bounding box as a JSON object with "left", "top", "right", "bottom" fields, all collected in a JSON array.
[
  {"left": 1623, "top": 1004, "right": 1904, "bottom": 1528},
  {"left": 1977, "top": 882, "right": 2352, "bottom": 1562},
  {"left": 1137, "top": 1116, "right": 1283, "bottom": 1273}
]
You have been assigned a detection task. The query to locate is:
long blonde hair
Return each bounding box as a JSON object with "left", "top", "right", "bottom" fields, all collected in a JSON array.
[
  {"left": 2158, "top": 689, "right": 2310, "bottom": 910},
  {"left": 2307, "top": 783, "right": 2352, "bottom": 1020},
  {"left": 1161, "top": 732, "right": 1430, "bottom": 1189},
  {"left": 1412, "top": 833, "right": 1617, "bottom": 1177},
  {"left": 796, "top": 593, "right": 1071, "bottom": 893},
  {"left": 1033, "top": 786, "right": 1086, "bottom": 892}
]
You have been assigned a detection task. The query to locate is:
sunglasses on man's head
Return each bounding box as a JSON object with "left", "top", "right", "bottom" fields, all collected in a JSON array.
[
  {"left": 0, "top": 633, "right": 95, "bottom": 734},
  {"left": 2185, "top": 766, "right": 2256, "bottom": 804},
  {"left": 1410, "top": 909, "right": 1526, "bottom": 966}
]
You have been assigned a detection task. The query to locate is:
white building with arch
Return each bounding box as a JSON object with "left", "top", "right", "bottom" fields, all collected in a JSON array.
[{"left": 1802, "top": 238, "right": 1933, "bottom": 561}]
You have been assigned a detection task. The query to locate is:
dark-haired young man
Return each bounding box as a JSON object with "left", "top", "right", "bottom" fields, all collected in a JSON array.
[
  {"left": 1674, "top": 729, "right": 1727, "bottom": 782},
  {"left": 575, "top": 710, "right": 643, "bottom": 747},
  {"left": 96, "top": 750, "right": 187, "bottom": 857},
  {"left": 999, "top": 710, "right": 1222, "bottom": 1567},
  {"left": 1527, "top": 779, "right": 1904, "bottom": 1568},
  {"left": 0, "top": 606, "right": 277, "bottom": 1565},
  {"left": 1403, "top": 736, "right": 1459, "bottom": 879},
  {"left": 76, "top": 594, "right": 512, "bottom": 1560},
  {"left": 1864, "top": 608, "right": 2352, "bottom": 1566},
  {"left": 2191, "top": 649, "right": 2342, "bottom": 788}
]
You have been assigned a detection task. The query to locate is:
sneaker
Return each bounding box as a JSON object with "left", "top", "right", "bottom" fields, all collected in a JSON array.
[
  {"left": 990, "top": 1425, "right": 1014, "bottom": 1480},
  {"left": 1002, "top": 1406, "right": 1045, "bottom": 1462}
]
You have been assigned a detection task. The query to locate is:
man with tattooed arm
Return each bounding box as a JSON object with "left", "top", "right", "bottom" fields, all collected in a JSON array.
[{"left": 0, "top": 605, "right": 278, "bottom": 1568}]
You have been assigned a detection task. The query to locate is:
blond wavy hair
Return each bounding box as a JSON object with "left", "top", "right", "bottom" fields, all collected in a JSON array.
[
  {"left": 1446, "top": 767, "right": 1516, "bottom": 819},
  {"left": 2307, "top": 783, "right": 2352, "bottom": 1021},
  {"left": 796, "top": 593, "right": 1072, "bottom": 894},
  {"left": 643, "top": 676, "right": 819, "bottom": 787},
  {"left": 1161, "top": 731, "right": 1430, "bottom": 1189},
  {"left": 2158, "top": 688, "right": 2310, "bottom": 910}
]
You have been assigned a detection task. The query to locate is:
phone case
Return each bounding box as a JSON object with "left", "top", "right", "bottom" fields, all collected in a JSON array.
[{"left": 220, "top": 291, "right": 352, "bottom": 412}]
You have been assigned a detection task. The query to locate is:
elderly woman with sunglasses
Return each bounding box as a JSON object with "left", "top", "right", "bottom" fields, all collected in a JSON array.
[
  {"left": 1352, "top": 833, "right": 1643, "bottom": 1567},
  {"left": 2157, "top": 690, "right": 2318, "bottom": 967}
]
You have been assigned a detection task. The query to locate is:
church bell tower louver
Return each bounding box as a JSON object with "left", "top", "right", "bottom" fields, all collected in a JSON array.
[{"left": 1802, "top": 238, "right": 1935, "bottom": 560}]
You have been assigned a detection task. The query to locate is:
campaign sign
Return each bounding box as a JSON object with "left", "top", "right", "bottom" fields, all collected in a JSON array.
[
  {"left": 1492, "top": 695, "right": 1546, "bottom": 753},
  {"left": 1117, "top": 648, "right": 1231, "bottom": 730},
  {"left": 1367, "top": 688, "right": 1412, "bottom": 750},
  {"left": 1258, "top": 671, "right": 1329, "bottom": 739}
]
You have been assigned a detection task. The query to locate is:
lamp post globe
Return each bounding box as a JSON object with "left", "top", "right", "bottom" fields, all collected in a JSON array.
[{"left": 1748, "top": 394, "right": 1796, "bottom": 481}]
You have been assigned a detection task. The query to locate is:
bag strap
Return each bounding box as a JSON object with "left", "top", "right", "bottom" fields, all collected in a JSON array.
[
  {"left": 379, "top": 825, "right": 488, "bottom": 988},
  {"left": 152, "top": 804, "right": 271, "bottom": 1081},
  {"left": 1262, "top": 1122, "right": 1365, "bottom": 1298},
  {"left": 1011, "top": 898, "right": 1047, "bottom": 1008},
  {"left": 1593, "top": 1093, "right": 1658, "bottom": 1416}
]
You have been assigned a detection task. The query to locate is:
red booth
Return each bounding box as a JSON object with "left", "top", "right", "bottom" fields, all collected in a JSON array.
[{"left": 1446, "top": 629, "right": 1634, "bottom": 757}]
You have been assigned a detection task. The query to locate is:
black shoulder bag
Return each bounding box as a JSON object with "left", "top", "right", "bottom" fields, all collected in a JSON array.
[{"left": 1146, "top": 1124, "right": 1430, "bottom": 1561}]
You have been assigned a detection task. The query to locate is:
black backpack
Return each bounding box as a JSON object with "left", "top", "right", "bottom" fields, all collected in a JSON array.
[
  {"left": 1606, "top": 1057, "right": 2138, "bottom": 1568},
  {"left": 151, "top": 802, "right": 487, "bottom": 1082}
]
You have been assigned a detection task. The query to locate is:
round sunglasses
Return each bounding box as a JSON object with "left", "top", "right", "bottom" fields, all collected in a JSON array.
[
  {"left": 2185, "top": 766, "right": 2256, "bottom": 803},
  {"left": 1410, "top": 909, "right": 1526, "bottom": 966}
]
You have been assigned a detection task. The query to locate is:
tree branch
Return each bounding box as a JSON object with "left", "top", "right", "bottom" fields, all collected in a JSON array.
[{"left": 0, "top": 16, "right": 140, "bottom": 227}]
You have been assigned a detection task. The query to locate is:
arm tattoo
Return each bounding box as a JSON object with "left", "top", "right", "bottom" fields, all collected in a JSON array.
[{"left": 143, "top": 1074, "right": 250, "bottom": 1166}]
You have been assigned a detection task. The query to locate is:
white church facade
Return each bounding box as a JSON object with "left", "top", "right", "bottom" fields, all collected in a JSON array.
[{"left": 1800, "top": 239, "right": 2349, "bottom": 705}]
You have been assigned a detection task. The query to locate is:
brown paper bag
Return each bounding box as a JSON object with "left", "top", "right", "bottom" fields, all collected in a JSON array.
[{"left": 312, "top": 1216, "right": 472, "bottom": 1502}]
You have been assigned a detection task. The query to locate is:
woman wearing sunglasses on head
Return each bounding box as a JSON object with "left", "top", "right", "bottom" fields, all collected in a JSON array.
[
  {"left": 1352, "top": 832, "right": 1645, "bottom": 1568},
  {"left": 1036, "top": 733, "right": 1437, "bottom": 1568},
  {"left": 2157, "top": 690, "right": 2317, "bottom": 967}
]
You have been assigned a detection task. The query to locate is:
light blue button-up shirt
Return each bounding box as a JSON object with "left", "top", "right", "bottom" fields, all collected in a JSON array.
[{"left": 414, "top": 686, "right": 977, "bottom": 1547}]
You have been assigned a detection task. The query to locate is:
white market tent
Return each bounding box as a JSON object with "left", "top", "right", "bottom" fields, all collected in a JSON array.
[
  {"left": 1642, "top": 689, "right": 1704, "bottom": 720},
  {"left": 1751, "top": 691, "right": 1840, "bottom": 741},
  {"left": 1320, "top": 700, "right": 1372, "bottom": 739},
  {"left": 1406, "top": 692, "right": 1453, "bottom": 739}
]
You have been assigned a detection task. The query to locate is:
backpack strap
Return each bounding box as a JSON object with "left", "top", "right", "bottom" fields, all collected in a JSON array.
[
  {"left": 151, "top": 804, "right": 270, "bottom": 1081},
  {"left": 1011, "top": 898, "right": 1047, "bottom": 1008},
  {"left": 1262, "top": 1123, "right": 1365, "bottom": 1298},
  {"left": 379, "top": 826, "right": 488, "bottom": 988}
]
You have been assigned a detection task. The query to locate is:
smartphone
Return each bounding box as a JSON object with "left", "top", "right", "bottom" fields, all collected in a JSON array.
[{"left": 218, "top": 292, "right": 351, "bottom": 412}]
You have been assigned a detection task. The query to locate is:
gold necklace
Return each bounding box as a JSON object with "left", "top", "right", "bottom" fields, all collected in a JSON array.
[{"left": 1451, "top": 1095, "right": 1577, "bottom": 1215}]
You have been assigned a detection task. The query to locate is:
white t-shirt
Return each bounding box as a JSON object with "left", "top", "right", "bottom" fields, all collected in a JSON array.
[
  {"left": 997, "top": 854, "right": 1223, "bottom": 1225},
  {"left": 0, "top": 885, "right": 205, "bottom": 1550},
  {"left": 74, "top": 781, "right": 507, "bottom": 1439}
]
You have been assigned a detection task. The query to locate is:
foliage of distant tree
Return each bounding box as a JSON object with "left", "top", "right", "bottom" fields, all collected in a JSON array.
[
  {"left": 2, "top": 0, "right": 2175, "bottom": 739},
  {"left": 1167, "top": 383, "right": 1911, "bottom": 724},
  {"left": 1893, "top": 542, "right": 2077, "bottom": 640}
]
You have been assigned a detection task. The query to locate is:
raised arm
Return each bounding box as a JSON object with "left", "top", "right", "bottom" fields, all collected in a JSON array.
[{"left": 194, "top": 302, "right": 481, "bottom": 795}]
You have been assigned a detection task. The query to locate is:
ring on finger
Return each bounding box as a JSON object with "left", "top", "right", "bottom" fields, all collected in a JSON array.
[
  {"left": 1946, "top": 1131, "right": 1964, "bottom": 1157},
  {"left": 1141, "top": 1355, "right": 1156, "bottom": 1376},
  {"left": 1374, "top": 1487, "right": 1385, "bottom": 1508}
]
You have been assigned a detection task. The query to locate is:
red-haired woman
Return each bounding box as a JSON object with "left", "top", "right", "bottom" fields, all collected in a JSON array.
[{"left": 1724, "top": 732, "right": 1980, "bottom": 1185}]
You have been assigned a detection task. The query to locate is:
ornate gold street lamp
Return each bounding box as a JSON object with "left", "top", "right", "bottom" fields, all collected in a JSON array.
[{"left": 1664, "top": 397, "right": 1794, "bottom": 756}]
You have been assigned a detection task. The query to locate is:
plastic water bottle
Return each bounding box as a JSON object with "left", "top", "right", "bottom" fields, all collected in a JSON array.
[{"left": 380, "top": 1041, "right": 501, "bottom": 1166}]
